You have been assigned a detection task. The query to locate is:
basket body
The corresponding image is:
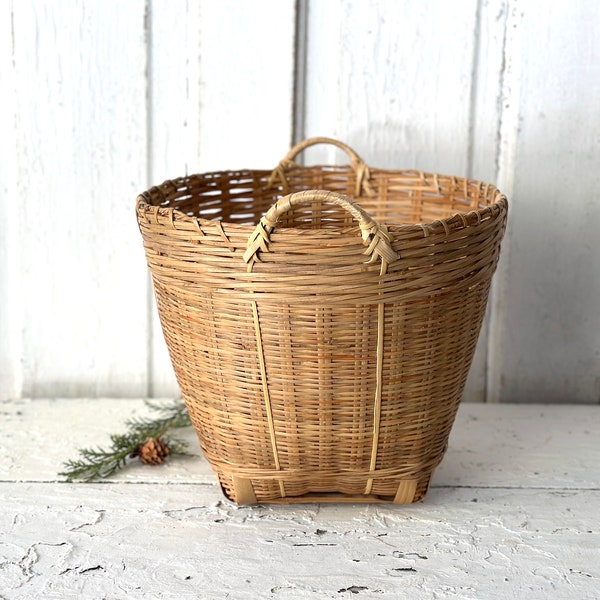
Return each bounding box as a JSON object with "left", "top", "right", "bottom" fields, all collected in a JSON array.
[{"left": 136, "top": 140, "right": 507, "bottom": 505}]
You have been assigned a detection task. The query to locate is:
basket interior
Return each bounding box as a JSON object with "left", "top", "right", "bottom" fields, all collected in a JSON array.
[{"left": 144, "top": 166, "right": 500, "bottom": 231}]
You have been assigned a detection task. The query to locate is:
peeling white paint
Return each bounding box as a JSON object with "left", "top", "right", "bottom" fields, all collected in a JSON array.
[
  {"left": 0, "top": 399, "right": 599, "bottom": 598},
  {"left": 0, "top": 484, "right": 598, "bottom": 598}
]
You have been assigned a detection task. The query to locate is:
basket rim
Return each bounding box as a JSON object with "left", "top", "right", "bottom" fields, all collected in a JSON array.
[{"left": 136, "top": 167, "right": 508, "bottom": 238}]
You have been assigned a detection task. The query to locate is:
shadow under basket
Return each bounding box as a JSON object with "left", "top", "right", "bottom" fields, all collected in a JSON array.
[{"left": 136, "top": 137, "right": 508, "bottom": 505}]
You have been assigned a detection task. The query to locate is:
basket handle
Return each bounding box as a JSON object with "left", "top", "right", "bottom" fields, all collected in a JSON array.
[
  {"left": 243, "top": 190, "right": 398, "bottom": 267},
  {"left": 282, "top": 137, "right": 365, "bottom": 166},
  {"left": 267, "top": 137, "right": 376, "bottom": 197}
]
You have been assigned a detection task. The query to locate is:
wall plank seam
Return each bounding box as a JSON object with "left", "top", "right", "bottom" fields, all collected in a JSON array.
[
  {"left": 487, "top": 0, "right": 521, "bottom": 403},
  {"left": 465, "top": 0, "right": 483, "bottom": 182},
  {"left": 292, "top": 0, "right": 308, "bottom": 148},
  {"left": 463, "top": 0, "right": 486, "bottom": 403},
  {"left": 0, "top": 2, "right": 23, "bottom": 400},
  {"left": 144, "top": 0, "right": 155, "bottom": 398}
]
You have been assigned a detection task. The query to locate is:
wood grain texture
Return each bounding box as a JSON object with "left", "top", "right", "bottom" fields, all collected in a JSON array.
[
  {"left": 5, "top": 1, "right": 149, "bottom": 398},
  {"left": 491, "top": 0, "right": 600, "bottom": 403},
  {"left": 1, "top": 399, "right": 599, "bottom": 598}
]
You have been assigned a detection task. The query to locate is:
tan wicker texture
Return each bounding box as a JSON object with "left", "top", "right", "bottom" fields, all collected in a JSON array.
[{"left": 136, "top": 137, "right": 508, "bottom": 505}]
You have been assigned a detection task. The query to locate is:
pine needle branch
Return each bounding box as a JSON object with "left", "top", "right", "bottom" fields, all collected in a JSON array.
[{"left": 60, "top": 399, "right": 193, "bottom": 482}]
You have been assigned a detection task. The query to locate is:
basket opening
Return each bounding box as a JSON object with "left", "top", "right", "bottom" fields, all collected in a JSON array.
[{"left": 143, "top": 168, "right": 501, "bottom": 230}]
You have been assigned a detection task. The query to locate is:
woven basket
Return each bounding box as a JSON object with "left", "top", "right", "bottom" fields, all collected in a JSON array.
[{"left": 136, "top": 137, "right": 508, "bottom": 505}]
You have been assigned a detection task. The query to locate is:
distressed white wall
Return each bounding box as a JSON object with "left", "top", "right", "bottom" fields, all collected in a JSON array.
[{"left": 1, "top": 0, "right": 598, "bottom": 403}]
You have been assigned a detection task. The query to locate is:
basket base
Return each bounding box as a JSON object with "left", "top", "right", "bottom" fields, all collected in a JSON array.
[{"left": 220, "top": 473, "right": 433, "bottom": 506}]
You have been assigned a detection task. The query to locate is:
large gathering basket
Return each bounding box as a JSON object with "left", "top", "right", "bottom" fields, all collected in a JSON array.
[{"left": 136, "top": 137, "right": 508, "bottom": 505}]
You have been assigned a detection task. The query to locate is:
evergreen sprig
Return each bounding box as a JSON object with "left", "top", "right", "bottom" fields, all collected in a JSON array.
[{"left": 60, "top": 399, "right": 192, "bottom": 482}]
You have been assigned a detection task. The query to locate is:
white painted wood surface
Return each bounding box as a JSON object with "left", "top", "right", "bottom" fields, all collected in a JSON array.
[
  {"left": 0, "top": 1, "right": 21, "bottom": 402},
  {"left": 1, "top": 0, "right": 599, "bottom": 403},
  {"left": 491, "top": 0, "right": 600, "bottom": 404},
  {"left": 1, "top": 399, "right": 599, "bottom": 598},
  {"left": 1, "top": 1, "right": 149, "bottom": 398}
]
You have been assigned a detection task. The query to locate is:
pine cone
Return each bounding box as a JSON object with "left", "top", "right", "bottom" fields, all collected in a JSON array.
[{"left": 133, "top": 437, "right": 170, "bottom": 465}]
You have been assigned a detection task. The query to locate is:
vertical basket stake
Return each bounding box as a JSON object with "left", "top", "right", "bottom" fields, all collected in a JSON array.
[
  {"left": 365, "top": 254, "right": 388, "bottom": 495},
  {"left": 248, "top": 262, "right": 286, "bottom": 499}
]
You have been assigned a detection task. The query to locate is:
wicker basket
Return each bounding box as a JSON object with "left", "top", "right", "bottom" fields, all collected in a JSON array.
[{"left": 136, "top": 137, "right": 508, "bottom": 505}]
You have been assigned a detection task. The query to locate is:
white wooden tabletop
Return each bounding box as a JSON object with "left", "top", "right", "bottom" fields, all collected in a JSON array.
[{"left": 1, "top": 399, "right": 598, "bottom": 599}]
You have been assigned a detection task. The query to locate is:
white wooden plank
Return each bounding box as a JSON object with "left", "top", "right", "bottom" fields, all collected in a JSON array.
[
  {"left": 148, "top": 0, "right": 202, "bottom": 185},
  {"left": 490, "top": 1, "right": 600, "bottom": 403},
  {"left": 2, "top": 399, "right": 599, "bottom": 491},
  {"left": 9, "top": 1, "right": 149, "bottom": 397},
  {"left": 1, "top": 483, "right": 598, "bottom": 599},
  {"left": 303, "top": 0, "right": 478, "bottom": 173},
  {"left": 0, "top": 2, "right": 23, "bottom": 401},
  {"left": 196, "top": 0, "right": 296, "bottom": 171},
  {"left": 146, "top": 0, "right": 203, "bottom": 397},
  {"left": 436, "top": 403, "right": 600, "bottom": 490}
]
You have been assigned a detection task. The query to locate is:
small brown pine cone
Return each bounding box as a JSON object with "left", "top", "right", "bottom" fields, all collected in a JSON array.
[{"left": 134, "top": 437, "right": 170, "bottom": 465}]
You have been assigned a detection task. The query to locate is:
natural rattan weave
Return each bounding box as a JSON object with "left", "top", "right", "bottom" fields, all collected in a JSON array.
[{"left": 136, "top": 138, "right": 508, "bottom": 505}]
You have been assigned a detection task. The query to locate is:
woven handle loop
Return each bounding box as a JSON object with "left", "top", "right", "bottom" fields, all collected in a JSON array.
[
  {"left": 282, "top": 137, "right": 364, "bottom": 167},
  {"left": 268, "top": 137, "right": 376, "bottom": 197},
  {"left": 243, "top": 190, "right": 399, "bottom": 267}
]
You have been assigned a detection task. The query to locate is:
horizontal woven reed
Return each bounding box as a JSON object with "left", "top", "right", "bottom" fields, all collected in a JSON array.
[{"left": 136, "top": 137, "right": 508, "bottom": 505}]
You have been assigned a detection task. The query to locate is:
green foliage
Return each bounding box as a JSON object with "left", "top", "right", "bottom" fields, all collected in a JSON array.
[{"left": 60, "top": 399, "right": 192, "bottom": 482}]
